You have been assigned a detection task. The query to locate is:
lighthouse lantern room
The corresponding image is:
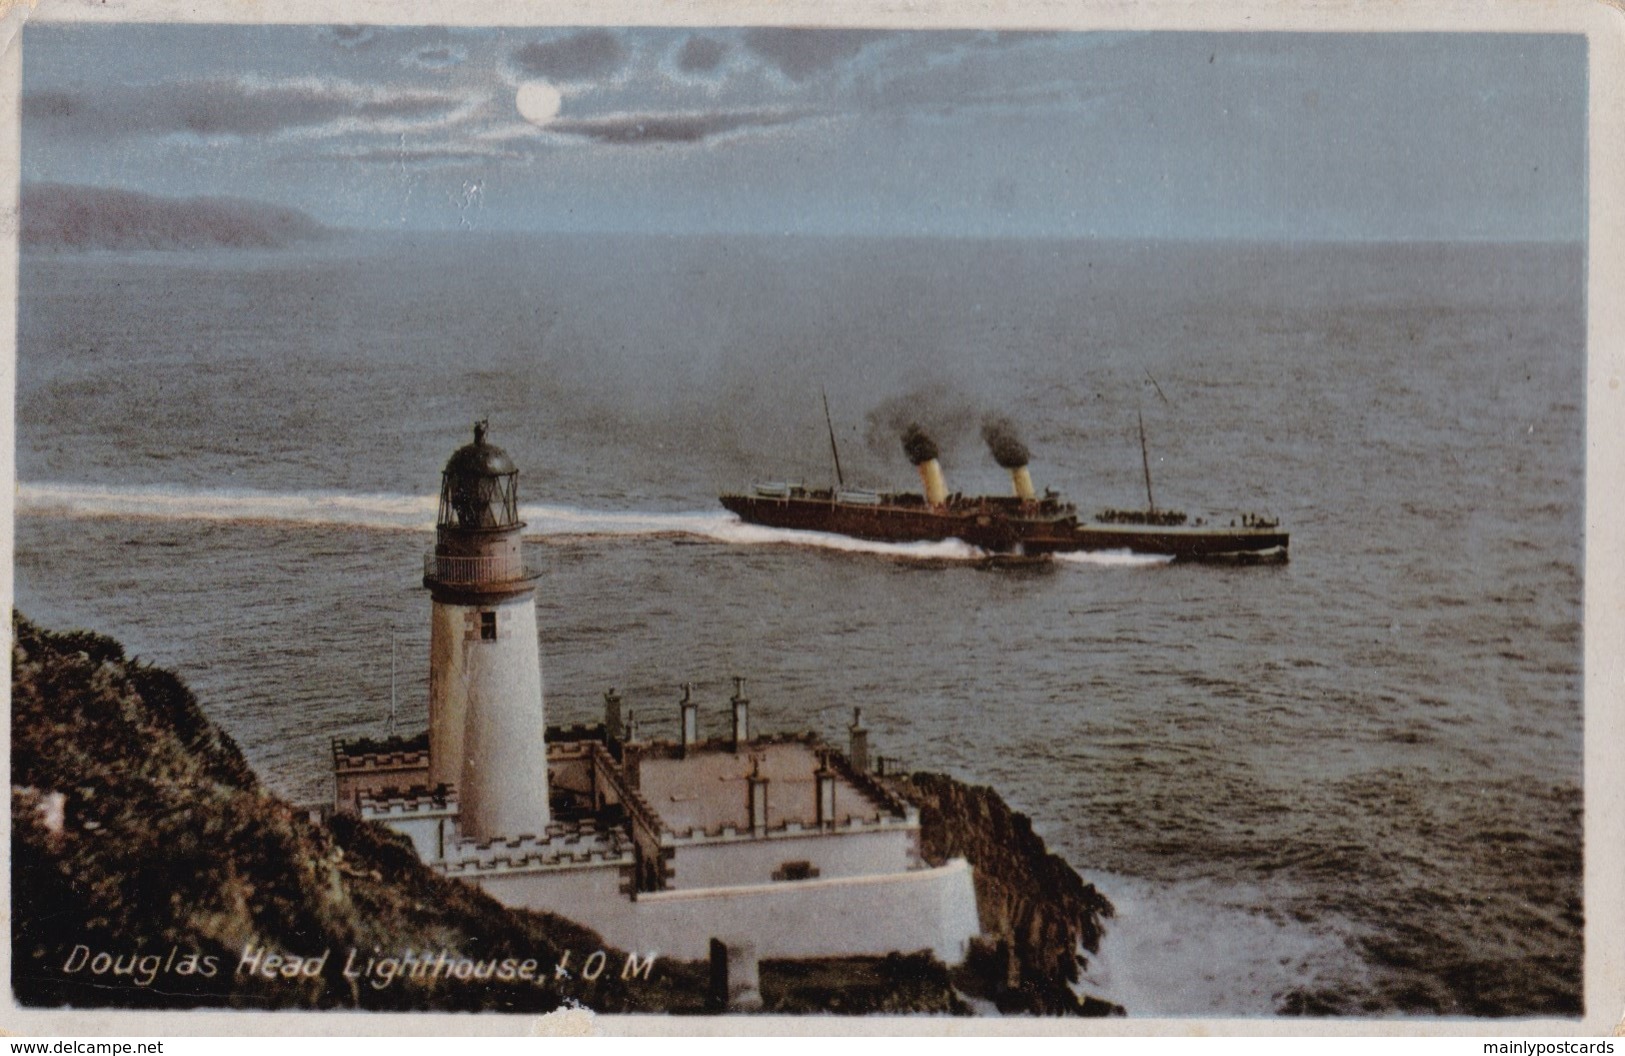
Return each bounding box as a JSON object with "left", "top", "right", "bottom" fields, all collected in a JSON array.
[{"left": 422, "top": 420, "right": 550, "bottom": 842}]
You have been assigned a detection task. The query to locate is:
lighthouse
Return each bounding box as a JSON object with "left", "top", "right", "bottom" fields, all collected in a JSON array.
[
  {"left": 333, "top": 423, "right": 982, "bottom": 966},
  {"left": 423, "top": 420, "right": 550, "bottom": 841}
]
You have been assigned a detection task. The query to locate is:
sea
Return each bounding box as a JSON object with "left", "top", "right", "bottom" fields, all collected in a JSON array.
[{"left": 12, "top": 232, "right": 1585, "bottom": 1017}]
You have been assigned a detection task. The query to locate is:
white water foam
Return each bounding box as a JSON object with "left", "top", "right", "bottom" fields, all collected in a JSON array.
[
  {"left": 15, "top": 482, "right": 1000, "bottom": 563},
  {"left": 1079, "top": 871, "right": 1371, "bottom": 1017},
  {"left": 17, "top": 481, "right": 438, "bottom": 531},
  {"left": 1054, "top": 548, "right": 1175, "bottom": 569},
  {"left": 524, "top": 501, "right": 995, "bottom": 560}
]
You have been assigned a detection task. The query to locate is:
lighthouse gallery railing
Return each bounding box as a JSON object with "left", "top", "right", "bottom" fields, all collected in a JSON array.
[{"left": 423, "top": 552, "right": 530, "bottom": 585}]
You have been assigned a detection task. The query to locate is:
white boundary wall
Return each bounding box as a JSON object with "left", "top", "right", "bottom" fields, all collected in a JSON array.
[{"left": 472, "top": 858, "right": 980, "bottom": 963}]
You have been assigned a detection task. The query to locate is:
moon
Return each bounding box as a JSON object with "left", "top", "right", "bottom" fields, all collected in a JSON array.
[{"left": 515, "top": 81, "right": 563, "bottom": 126}]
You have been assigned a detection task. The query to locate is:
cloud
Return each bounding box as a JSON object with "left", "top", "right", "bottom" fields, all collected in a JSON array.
[
  {"left": 742, "top": 28, "right": 887, "bottom": 80},
  {"left": 318, "top": 25, "right": 378, "bottom": 51},
  {"left": 403, "top": 45, "right": 467, "bottom": 71},
  {"left": 676, "top": 36, "right": 727, "bottom": 74},
  {"left": 301, "top": 120, "right": 555, "bottom": 166},
  {"left": 320, "top": 145, "right": 525, "bottom": 165},
  {"left": 511, "top": 30, "right": 627, "bottom": 82},
  {"left": 853, "top": 32, "right": 1127, "bottom": 119},
  {"left": 23, "top": 90, "right": 79, "bottom": 121},
  {"left": 23, "top": 78, "right": 479, "bottom": 141},
  {"left": 985, "top": 30, "right": 1063, "bottom": 48},
  {"left": 546, "top": 107, "right": 803, "bottom": 145}
]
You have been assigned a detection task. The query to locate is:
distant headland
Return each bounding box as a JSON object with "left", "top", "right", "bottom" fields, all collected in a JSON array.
[{"left": 21, "top": 183, "right": 332, "bottom": 252}]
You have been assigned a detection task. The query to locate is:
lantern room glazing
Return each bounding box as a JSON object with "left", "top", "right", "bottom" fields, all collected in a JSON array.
[{"left": 437, "top": 420, "right": 521, "bottom": 531}]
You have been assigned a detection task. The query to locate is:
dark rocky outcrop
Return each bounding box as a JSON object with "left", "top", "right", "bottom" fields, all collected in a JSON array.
[
  {"left": 759, "top": 952, "right": 967, "bottom": 1015},
  {"left": 11, "top": 614, "right": 705, "bottom": 1013},
  {"left": 894, "top": 772, "right": 1121, "bottom": 1015}
]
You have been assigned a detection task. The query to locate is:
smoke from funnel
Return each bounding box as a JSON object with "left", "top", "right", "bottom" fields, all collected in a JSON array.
[
  {"left": 983, "top": 416, "right": 1036, "bottom": 500},
  {"left": 981, "top": 417, "right": 1030, "bottom": 469},
  {"left": 901, "top": 424, "right": 940, "bottom": 466},
  {"left": 864, "top": 384, "right": 977, "bottom": 461},
  {"left": 902, "top": 423, "right": 949, "bottom": 506}
]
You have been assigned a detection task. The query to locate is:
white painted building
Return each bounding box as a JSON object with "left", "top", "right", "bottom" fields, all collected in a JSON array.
[{"left": 331, "top": 424, "right": 981, "bottom": 963}]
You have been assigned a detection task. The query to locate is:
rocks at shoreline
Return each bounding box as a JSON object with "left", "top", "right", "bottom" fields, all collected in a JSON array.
[{"left": 895, "top": 772, "right": 1122, "bottom": 1016}]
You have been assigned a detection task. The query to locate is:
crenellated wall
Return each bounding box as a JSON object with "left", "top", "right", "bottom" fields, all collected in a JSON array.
[
  {"left": 353, "top": 723, "right": 980, "bottom": 966},
  {"left": 474, "top": 858, "right": 634, "bottom": 918},
  {"left": 663, "top": 824, "right": 915, "bottom": 890},
  {"left": 332, "top": 743, "right": 431, "bottom": 815}
]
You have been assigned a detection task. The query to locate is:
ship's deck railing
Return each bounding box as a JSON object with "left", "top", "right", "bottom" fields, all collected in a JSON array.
[
  {"left": 752, "top": 481, "right": 805, "bottom": 498},
  {"left": 422, "top": 552, "right": 532, "bottom": 584}
]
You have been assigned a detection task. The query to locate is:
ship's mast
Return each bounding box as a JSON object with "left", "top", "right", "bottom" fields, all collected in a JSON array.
[
  {"left": 1138, "top": 406, "right": 1157, "bottom": 515},
  {"left": 822, "top": 387, "right": 846, "bottom": 488},
  {"left": 387, "top": 632, "right": 398, "bottom": 737}
]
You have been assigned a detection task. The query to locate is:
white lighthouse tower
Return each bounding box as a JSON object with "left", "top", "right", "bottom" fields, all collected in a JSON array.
[{"left": 423, "top": 420, "right": 550, "bottom": 841}]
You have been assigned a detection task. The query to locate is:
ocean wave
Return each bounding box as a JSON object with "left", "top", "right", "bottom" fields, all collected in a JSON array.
[{"left": 1078, "top": 871, "right": 1373, "bottom": 1017}]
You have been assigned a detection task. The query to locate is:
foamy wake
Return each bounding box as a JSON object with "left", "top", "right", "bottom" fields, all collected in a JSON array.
[
  {"left": 1054, "top": 549, "right": 1174, "bottom": 568},
  {"left": 17, "top": 481, "right": 1171, "bottom": 568},
  {"left": 18, "top": 481, "right": 438, "bottom": 531}
]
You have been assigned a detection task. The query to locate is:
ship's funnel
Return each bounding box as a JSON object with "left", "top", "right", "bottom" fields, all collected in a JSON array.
[
  {"left": 1010, "top": 466, "right": 1035, "bottom": 501},
  {"left": 902, "top": 424, "right": 949, "bottom": 507},
  {"left": 982, "top": 417, "right": 1035, "bottom": 501},
  {"left": 918, "top": 460, "right": 949, "bottom": 507}
]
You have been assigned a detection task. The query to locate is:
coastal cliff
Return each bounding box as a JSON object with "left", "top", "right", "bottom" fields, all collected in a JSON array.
[
  {"left": 12, "top": 613, "right": 1111, "bottom": 1015},
  {"left": 10, "top": 614, "right": 707, "bottom": 1013},
  {"left": 895, "top": 773, "right": 1121, "bottom": 1016}
]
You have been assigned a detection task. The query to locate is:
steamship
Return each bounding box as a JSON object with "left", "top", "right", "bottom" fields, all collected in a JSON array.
[{"left": 719, "top": 414, "right": 1289, "bottom": 562}]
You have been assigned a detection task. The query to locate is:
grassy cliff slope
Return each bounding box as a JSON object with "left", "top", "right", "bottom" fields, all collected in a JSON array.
[{"left": 11, "top": 614, "right": 706, "bottom": 1012}]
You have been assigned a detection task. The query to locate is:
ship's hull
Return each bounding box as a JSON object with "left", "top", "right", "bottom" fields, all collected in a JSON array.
[{"left": 720, "top": 494, "right": 1288, "bottom": 561}]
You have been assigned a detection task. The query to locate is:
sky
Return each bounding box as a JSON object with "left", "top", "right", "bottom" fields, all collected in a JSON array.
[{"left": 19, "top": 25, "right": 1588, "bottom": 241}]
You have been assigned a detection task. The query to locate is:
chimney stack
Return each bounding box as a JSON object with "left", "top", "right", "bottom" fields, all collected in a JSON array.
[
  {"left": 815, "top": 751, "right": 837, "bottom": 829},
  {"left": 747, "top": 756, "right": 769, "bottom": 837},
  {"left": 981, "top": 417, "right": 1036, "bottom": 501},
  {"left": 603, "top": 687, "right": 623, "bottom": 741},
  {"left": 902, "top": 424, "right": 949, "bottom": 507},
  {"left": 679, "top": 683, "right": 698, "bottom": 756},
  {"left": 624, "top": 709, "right": 639, "bottom": 744},
  {"left": 919, "top": 460, "right": 949, "bottom": 507},
  {"left": 730, "top": 676, "right": 750, "bottom": 751},
  {"left": 848, "top": 707, "right": 870, "bottom": 773}
]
